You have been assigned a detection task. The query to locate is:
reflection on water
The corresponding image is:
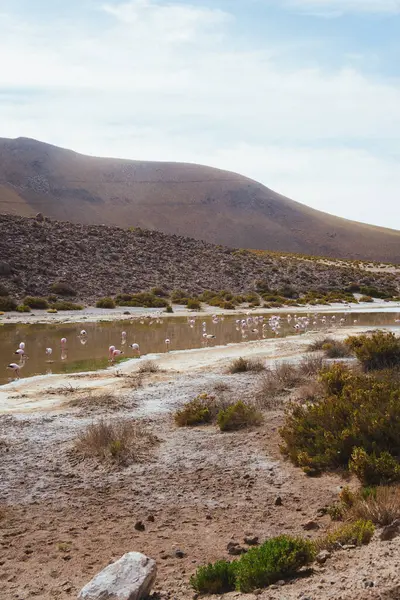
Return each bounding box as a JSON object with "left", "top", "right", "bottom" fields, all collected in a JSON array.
[{"left": 0, "top": 310, "right": 399, "bottom": 385}]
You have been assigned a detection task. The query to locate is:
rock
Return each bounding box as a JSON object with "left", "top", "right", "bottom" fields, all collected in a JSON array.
[
  {"left": 227, "top": 541, "right": 246, "bottom": 556},
  {"left": 35, "top": 212, "right": 44, "bottom": 222},
  {"left": 302, "top": 520, "right": 320, "bottom": 531},
  {"left": 244, "top": 536, "right": 259, "bottom": 546},
  {"left": 380, "top": 519, "right": 400, "bottom": 541},
  {"left": 134, "top": 521, "right": 145, "bottom": 532},
  {"left": 274, "top": 496, "right": 283, "bottom": 506},
  {"left": 78, "top": 552, "right": 157, "bottom": 600},
  {"left": 147, "top": 515, "right": 155, "bottom": 523},
  {"left": 174, "top": 549, "right": 185, "bottom": 559},
  {"left": 316, "top": 550, "right": 331, "bottom": 564}
]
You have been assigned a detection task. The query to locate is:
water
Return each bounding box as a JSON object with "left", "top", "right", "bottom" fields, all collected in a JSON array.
[{"left": 0, "top": 310, "right": 399, "bottom": 385}]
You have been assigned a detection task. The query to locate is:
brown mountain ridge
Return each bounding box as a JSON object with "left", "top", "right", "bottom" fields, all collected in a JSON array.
[{"left": 0, "top": 136, "right": 399, "bottom": 262}]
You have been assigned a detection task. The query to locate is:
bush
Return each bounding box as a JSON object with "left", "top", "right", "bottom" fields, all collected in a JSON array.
[
  {"left": 16, "top": 305, "right": 31, "bottom": 313},
  {"left": 317, "top": 520, "right": 374, "bottom": 551},
  {"left": 116, "top": 292, "right": 168, "bottom": 308},
  {"left": 96, "top": 297, "right": 116, "bottom": 309},
  {"left": 190, "top": 560, "right": 236, "bottom": 594},
  {"left": 234, "top": 536, "right": 316, "bottom": 593},
  {"left": 23, "top": 296, "right": 49, "bottom": 309},
  {"left": 280, "top": 365, "right": 400, "bottom": 481},
  {"left": 360, "top": 295, "right": 374, "bottom": 303},
  {"left": 217, "top": 401, "right": 263, "bottom": 432},
  {"left": 51, "top": 301, "right": 84, "bottom": 311},
  {"left": 175, "top": 396, "right": 213, "bottom": 427},
  {"left": 75, "top": 419, "right": 159, "bottom": 465},
  {"left": 50, "top": 282, "right": 77, "bottom": 297},
  {"left": 322, "top": 340, "right": 351, "bottom": 359},
  {"left": 187, "top": 298, "right": 201, "bottom": 310},
  {"left": 228, "top": 357, "right": 265, "bottom": 374},
  {"left": 138, "top": 360, "right": 160, "bottom": 374},
  {"left": 165, "top": 304, "right": 173, "bottom": 313},
  {"left": 346, "top": 331, "right": 400, "bottom": 371},
  {"left": 348, "top": 485, "right": 400, "bottom": 526}
]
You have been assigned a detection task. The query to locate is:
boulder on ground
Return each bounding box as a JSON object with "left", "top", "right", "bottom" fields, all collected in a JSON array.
[{"left": 78, "top": 552, "right": 157, "bottom": 600}]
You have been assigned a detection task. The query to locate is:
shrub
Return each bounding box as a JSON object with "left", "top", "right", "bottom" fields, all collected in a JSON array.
[
  {"left": 346, "top": 331, "right": 400, "bottom": 370},
  {"left": 151, "top": 287, "right": 168, "bottom": 298},
  {"left": 228, "top": 357, "right": 265, "bottom": 374},
  {"left": 187, "top": 298, "right": 201, "bottom": 310},
  {"left": 175, "top": 395, "right": 213, "bottom": 427},
  {"left": 96, "top": 297, "right": 116, "bottom": 309},
  {"left": 280, "top": 365, "right": 400, "bottom": 480},
  {"left": 16, "top": 305, "right": 31, "bottom": 313},
  {"left": 322, "top": 340, "right": 352, "bottom": 358},
  {"left": 317, "top": 520, "right": 374, "bottom": 551},
  {"left": 165, "top": 304, "right": 173, "bottom": 313},
  {"left": 308, "top": 337, "right": 336, "bottom": 352},
  {"left": 234, "top": 536, "right": 316, "bottom": 593},
  {"left": 138, "top": 360, "right": 160, "bottom": 374},
  {"left": 190, "top": 560, "right": 236, "bottom": 594},
  {"left": 348, "top": 485, "right": 400, "bottom": 526},
  {"left": 74, "top": 419, "right": 159, "bottom": 465},
  {"left": 217, "top": 401, "right": 263, "bottom": 432},
  {"left": 360, "top": 295, "right": 373, "bottom": 303},
  {"left": 116, "top": 292, "right": 168, "bottom": 308},
  {"left": 51, "top": 301, "right": 84, "bottom": 311},
  {"left": 50, "top": 282, "right": 77, "bottom": 297},
  {"left": 23, "top": 296, "right": 49, "bottom": 309},
  {"left": 47, "top": 308, "right": 58, "bottom": 314}
]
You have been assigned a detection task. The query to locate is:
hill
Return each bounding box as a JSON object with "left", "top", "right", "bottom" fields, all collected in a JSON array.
[
  {"left": 0, "top": 214, "right": 398, "bottom": 304},
  {"left": 0, "top": 137, "right": 399, "bottom": 262}
]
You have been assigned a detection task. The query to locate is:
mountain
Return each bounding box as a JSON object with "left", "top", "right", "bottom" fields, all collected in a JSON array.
[{"left": 0, "top": 136, "right": 399, "bottom": 262}]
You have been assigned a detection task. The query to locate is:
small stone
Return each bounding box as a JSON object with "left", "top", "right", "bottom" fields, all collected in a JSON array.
[
  {"left": 227, "top": 541, "right": 246, "bottom": 556},
  {"left": 135, "top": 521, "right": 146, "bottom": 532},
  {"left": 244, "top": 536, "right": 259, "bottom": 546},
  {"left": 380, "top": 519, "right": 400, "bottom": 541},
  {"left": 342, "top": 544, "right": 356, "bottom": 550},
  {"left": 316, "top": 550, "right": 331, "bottom": 565},
  {"left": 174, "top": 549, "right": 185, "bottom": 559},
  {"left": 302, "top": 520, "right": 320, "bottom": 531},
  {"left": 274, "top": 496, "right": 283, "bottom": 506},
  {"left": 147, "top": 515, "right": 155, "bottom": 523},
  {"left": 363, "top": 580, "right": 375, "bottom": 588},
  {"left": 35, "top": 212, "right": 44, "bottom": 222}
]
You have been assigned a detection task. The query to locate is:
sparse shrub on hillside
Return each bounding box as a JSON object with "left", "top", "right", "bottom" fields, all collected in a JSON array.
[
  {"left": 317, "top": 520, "right": 374, "bottom": 551},
  {"left": 308, "top": 337, "right": 351, "bottom": 358},
  {"left": 138, "top": 360, "right": 160, "bottom": 374},
  {"left": 280, "top": 364, "right": 400, "bottom": 481},
  {"left": 190, "top": 560, "right": 236, "bottom": 595},
  {"left": 222, "top": 301, "right": 236, "bottom": 310},
  {"left": 165, "top": 304, "right": 173, "bottom": 313},
  {"left": 347, "top": 485, "right": 400, "bottom": 526},
  {"left": 116, "top": 292, "right": 169, "bottom": 308},
  {"left": 74, "top": 419, "right": 159, "bottom": 465},
  {"left": 217, "top": 401, "right": 263, "bottom": 432},
  {"left": 51, "top": 301, "right": 84, "bottom": 311},
  {"left": 187, "top": 298, "right": 201, "bottom": 310},
  {"left": 96, "top": 297, "right": 116, "bottom": 309},
  {"left": 360, "top": 295, "right": 373, "bottom": 302},
  {"left": 228, "top": 357, "right": 265, "bottom": 374},
  {"left": 50, "top": 282, "right": 77, "bottom": 297},
  {"left": 23, "top": 296, "right": 49, "bottom": 309},
  {"left": 151, "top": 286, "right": 169, "bottom": 297},
  {"left": 16, "top": 304, "right": 31, "bottom": 313},
  {"left": 175, "top": 395, "right": 213, "bottom": 427},
  {"left": 346, "top": 331, "right": 400, "bottom": 371}
]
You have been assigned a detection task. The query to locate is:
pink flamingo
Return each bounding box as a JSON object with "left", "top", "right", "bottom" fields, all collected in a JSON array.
[{"left": 108, "top": 345, "right": 116, "bottom": 359}]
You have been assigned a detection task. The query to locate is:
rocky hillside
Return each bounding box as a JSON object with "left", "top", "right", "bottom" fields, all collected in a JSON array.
[
  {"left": 1, "top": 137, "right": 400, "bottom": 262},
  {"left": 0, "top": 214, "right": 398, "bottom": 304}
]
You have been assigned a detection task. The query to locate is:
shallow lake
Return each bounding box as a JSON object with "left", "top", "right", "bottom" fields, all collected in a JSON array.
[{"left": 0, "top": 310, "right": 399, "bottom": 385}]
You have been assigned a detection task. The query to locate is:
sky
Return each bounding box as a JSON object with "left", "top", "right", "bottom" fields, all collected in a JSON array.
[{"left": 0, "top": 0, "right": 399, "bottom": 229}]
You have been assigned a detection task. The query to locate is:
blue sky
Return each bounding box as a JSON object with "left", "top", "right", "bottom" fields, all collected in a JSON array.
[{"left": 1, "top": 0, "right": 400, "bottom": 229}]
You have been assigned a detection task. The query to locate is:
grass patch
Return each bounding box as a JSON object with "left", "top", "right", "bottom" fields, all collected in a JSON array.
[
  {"left": 190, "top": 561, "right": 236, "bottom": 595},
  {"left": 347, "top": 486, "right": 400, "bottom": 527},
  {"left": 138, "top": 360, "right": 160, "bottom": 374},
  {"left": 50, "top": 301, "right": 84, "bottom": 311},
  {"left": 228, "top": 357, "right": 265, "bottom": 374},
  {"left": 96, "top": 297, "right": 116, "bottom": 309},
  {"left": 217, "top": 401, "right": 263, "bottom": 432},
  {"left": 74, "top": 419, "right": 159, "bottom": 465},
  {"left": 316, "top": 520, "right": 374, "bottom": 551}
]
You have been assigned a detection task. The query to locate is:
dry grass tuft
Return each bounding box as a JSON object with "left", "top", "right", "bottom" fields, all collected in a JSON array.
[
  {"left": 348, "top": 486, "right": 400, "bottom": 527},
  {"left": 67, "top": 392, "right": 129, "bottom": 411},
  {"left": 138, "top": 360, "right": 160, "bottom": 374},
  {"left": 122, "top": 374, "right": 144, "bottom": 389},
  {"left": 228, "top": 357, "right": 266, "bottom": 374},
  {"left": 298, "top": 355, "right": 324, "bottom": 377},
  {"left": 74, "top": 419, "right": 159, "bottom": 465},
  {"left": 213, "top": 381, "right": 231, "bottom": 393},
  {"left": 308, "top": 337, "right": 336, "bottom": 351}
]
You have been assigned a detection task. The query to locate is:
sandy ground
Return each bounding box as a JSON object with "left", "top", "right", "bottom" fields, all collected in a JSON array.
[
  {"left": 1, "top": 327, "right": 400, "bottom": 600},
  {"left": 1, "top": 300, "right": 400, "bottom": 326}
]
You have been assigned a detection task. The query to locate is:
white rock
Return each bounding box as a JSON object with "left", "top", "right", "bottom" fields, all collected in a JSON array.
[{"left": 78, "top": 552, "right": 157, "bottom": 600}]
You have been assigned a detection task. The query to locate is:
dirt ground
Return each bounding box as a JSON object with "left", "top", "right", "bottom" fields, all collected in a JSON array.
[{"left": 1, "top": 332, "right": 400, "bottom": 600}]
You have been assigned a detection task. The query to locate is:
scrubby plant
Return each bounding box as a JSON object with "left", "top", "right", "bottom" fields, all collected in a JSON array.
[
  {"left": 50, "top": 282, "right": 77, "bottom": 297},
  {"left": 16, "top": 305, "right": 31, "bottom": 313},
  {"left": 138, "top": 360, "right": 160, "bottom": 374},
  {"left": 23, "top": 296, "right": 49, "bottom": 309},
  {"left": 47, "top": 308, "right": 58, "bottom": 314},
  {"left": 234, "top": 536, "right": 316, "bottom": 593},
  {"left": 347, "top": 485, "right": 400, "bottom": 526},
  {"left": 50, "top": 301, "right": 84, "bottom": 311},
  {"left": 317, "top": 520, "right": 374, "bottom": 551},
  {"left": 346, "top": 331, "right": 400, "bottom": 371},
  {"left": 96, "top": 297, "right": 116, "bottom": 309},
  {"left": 349, "top": 448, "right": 400, "bottom": 486},
  {"left": 228, "top": 357, "right": 265, "bottom": 374},
  {"left": 187, "top": 298, "right": 201, "bottom": 310},
  {"left": 190, "top": 560, "right": 236, "bottom": 594},
  {"left": 175, "top": 395, "right": 214, "bottom": 427},
  {"left": 165, "top": 304, "right": 173, "bottom": 313},
  {"left": 116, "top": 292, "right": 169, "bottom": 308},
  {"left": 359, "top": 295, "right": 374, "bottom": 303},
  {"left": 217, "top": 401, "right": 263, "bottom": 432}
]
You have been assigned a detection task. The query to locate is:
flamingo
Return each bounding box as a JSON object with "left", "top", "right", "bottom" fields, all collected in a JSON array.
[
  {"left": 80, "top": 330, "right": 87, "bottom": 336},
  {"left": 19, "top": 342, "right": 25, "bottom": 351},
  {"left": 129, "top": 343, "right": 140, "bottom": 357},
  {"left": 108, "top": 345, "right": 116, "bottom": 359},
  {"left": 61, "top": 338, "right": 67, "bottom": 347},
  {"left": 111, "top": 349, "right": 123, "bottom": 362},
  {"left": 165, "top": 339, "right": 171, "bottom": 352},
  {"left": 7, "top": 363, "right": 22, "bottom": 379},
  {"left": 14, "top": 348, "right": 26, "bottom": 360}
]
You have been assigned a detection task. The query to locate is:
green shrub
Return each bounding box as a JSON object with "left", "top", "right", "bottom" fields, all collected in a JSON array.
[
  {"left": 96, "top": 297, "right": 116, "bottom": 309},
  {"left": 16, "top": 304, "right": 31, "bottom": 313},
  {"left": 228, "top": 357, "right": 265, "bottom": 374},
  {"left": 50, "top": 282, "right": 77, "bottom": 297},
  {"left": 217, "top": 401, "right": 263, "bottom": 432},
  {"left": 317, "top": 520, "right": 374, "bottom": 551},
  {"left": 47, "top": 308, "right": 58, "bottom": 314},
  {"left": 175, "top": 396, "right": 213, "bottom": 427},
  {"left": 322, "top": 340, "right": 351, "bottom": 359},
  {"left": 0, "top": 297, "right": 14, "bottom": 312},
  {"left": 116, "top": 292, "right": 168, "bottom": 308},
  {"left": 51, "top": 301, "right": 84, "bottom": 311},
  {"left": 151, "top": 287, "right": 168, "bottom": 297},
  {"left": 346, "top": 331, "right": 400, "bottom": 370},
  {"left": 165, "top": 304, "right": 173, "bottom": 313},
  {"left": 23, "top": 296, "right": 49, "bottom": 309},
  {"left": 187, "top": 299, "right": 201, "bottom": 310},
  {"left": 280, "top": 365, "right": 400, "bottom": 481},
  {"left": 234, "top": 536, "right": 316, "bottom": 593},
  {"left": 190, "top": 560, "right": 236, "bottom": 594},
  {"left": 222, "top": 301, "right": 236, "bottom": 310},
  {"left": 360, "top": 295, "right": 373, "bottom": 303},
  {"left": 349, "top": 448, "right": 400, "bottom": 485},
  {"left": 47, "top": 294, "right": 58, "bottom": 303}
]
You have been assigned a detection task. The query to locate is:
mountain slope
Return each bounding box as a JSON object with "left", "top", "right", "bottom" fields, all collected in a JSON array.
[{"left": 0, "top": 136, "right": 399, "bottom": 262}]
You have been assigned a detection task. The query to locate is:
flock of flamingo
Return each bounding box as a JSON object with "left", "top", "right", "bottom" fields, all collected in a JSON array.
[{"left": 5, "top": 308, "right": 398, "bottom": 382}]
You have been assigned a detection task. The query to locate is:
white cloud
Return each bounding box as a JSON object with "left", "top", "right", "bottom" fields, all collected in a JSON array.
[
  {"left": 0, "top": 0, "right": 399, "bottom": 229},
  {"left": 282, "top": 0, "right": 400, "bottom": 15}
]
